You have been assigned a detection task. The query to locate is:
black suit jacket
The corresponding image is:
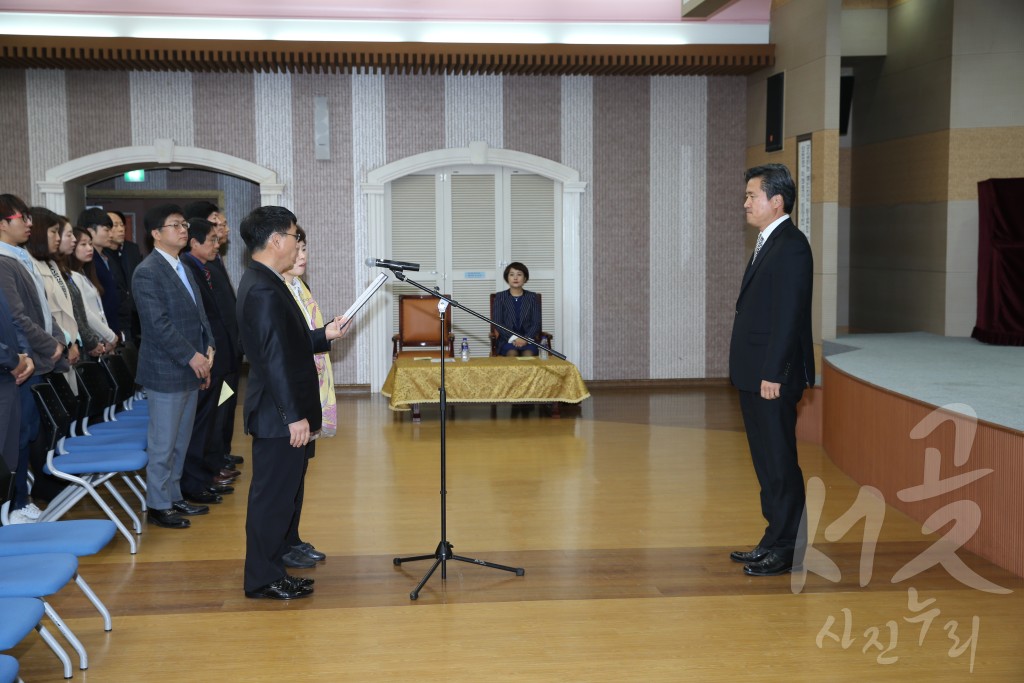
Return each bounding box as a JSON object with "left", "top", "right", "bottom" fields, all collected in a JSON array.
[
  {"left": 208, "top": 256, "right": 240, "bottom": 358},
  {"left": 182, "top": 255, "right": 238, "bottom": 379},
  {"left": 729, "top": 219, "right": 814, "bottom": 393},
  {"left": 237, "top": 261, "right": 330, "bottom": 439}
]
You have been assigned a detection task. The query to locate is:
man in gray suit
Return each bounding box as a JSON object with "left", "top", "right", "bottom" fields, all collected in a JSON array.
[{"left": 132, "top": 204, "right": 215, "bottom": 529}]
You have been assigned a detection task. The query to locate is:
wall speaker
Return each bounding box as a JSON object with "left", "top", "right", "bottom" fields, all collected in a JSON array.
[{"left": 765, "top": 72, "right": 784, "bottom": 152}]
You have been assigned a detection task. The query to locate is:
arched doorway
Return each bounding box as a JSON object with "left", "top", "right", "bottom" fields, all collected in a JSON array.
[
  {"left": 38, "top": 138, "right": 284, "bottom": 218},
  {"left": 362, "top": 141, "right": 586, "bottom": 392}
]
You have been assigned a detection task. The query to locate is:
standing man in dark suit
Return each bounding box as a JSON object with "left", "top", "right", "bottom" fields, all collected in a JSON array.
[
  {"left": 179, "top": 218, "right": 239, "bottom": 504},
  {"left": 236, "top": 206, "right": 348, "bottom": 600},
  {"left": 184, "top": 201, "right": 243, "bottom": 474},
  {"left": 728, "top": 163, "right": 815, "bottom": 577},
  {"left": 0, "top": 289, "right": 34, "bottom": 496},
  {"left": 132, "top": 204, "right": 214, "bottom": 529}
]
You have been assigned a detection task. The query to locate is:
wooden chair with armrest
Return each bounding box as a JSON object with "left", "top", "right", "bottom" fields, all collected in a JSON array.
[
  {"left": 392, "top": 294, "right": 456, "bottom": 361},
  {"left": 391, "top": 294, "right": 456, "bottom": 421}
]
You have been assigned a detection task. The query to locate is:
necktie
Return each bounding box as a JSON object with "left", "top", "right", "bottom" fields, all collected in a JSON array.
[
  {"left": 176, "top": 261, "right": 196, "bottom": 303},
  {"left": 751, "top": 232, "right": 765, "bottom": 265}
]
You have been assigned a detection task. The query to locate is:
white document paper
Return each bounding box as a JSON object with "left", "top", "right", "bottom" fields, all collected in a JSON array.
[{"left": 341, "top": 273, "right": 388, "bottom": 327}]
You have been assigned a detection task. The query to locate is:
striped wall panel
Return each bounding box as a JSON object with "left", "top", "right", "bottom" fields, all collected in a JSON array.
[{"left": 0, "top": 67, "right": 751, "bottom": 384}]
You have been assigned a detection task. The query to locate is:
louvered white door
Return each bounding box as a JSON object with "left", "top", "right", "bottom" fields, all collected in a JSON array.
[{"left": 388, "top": 166, "right": 559, "bottom": 357}]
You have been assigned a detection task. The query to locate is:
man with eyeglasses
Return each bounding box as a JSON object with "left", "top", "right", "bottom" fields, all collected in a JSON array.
[
  {"left": 132, "top": 204, "right": 215, "bottom": 529},
  {"left": 0, "top": 193, "right": 67, "bottom": 523},
  {"left": 236, "top": 205, "right": 349, "bottom": 600}
]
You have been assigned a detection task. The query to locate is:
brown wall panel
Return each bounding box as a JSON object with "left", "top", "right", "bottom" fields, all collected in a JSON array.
[
  {"left": 0, "top": 69, "right": 32, "bottom": 199},
  {"left": 705, "top": 76, "right": 748, "bottom": 377},
  {"left": 502, "top": 75, "right": 561, "bottom": 163},
  {"left": 384, "top": 74, "right": 445, "bottom": 163},
  {"left": 592, "top": 76, "right": 650, "bottom": 380},
  {"left": 66, "top": 70, "right": 132, "bottom": 160},
  {"left": 193, "top": 72, "right": 257, "bottom": 164}
]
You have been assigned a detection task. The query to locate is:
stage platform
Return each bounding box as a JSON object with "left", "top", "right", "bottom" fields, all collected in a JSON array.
[
  {"left": 817, "top": 332, "right": 1024, "bottom": 578},
  {"left": 825, "top": 332, "right": 1023, "bottom": 432}
]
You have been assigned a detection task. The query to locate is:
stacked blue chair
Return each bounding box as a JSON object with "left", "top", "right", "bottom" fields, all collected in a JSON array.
[
  {"left": 0, "top": 589, "right": 75, "bottom": 679},
  {"left": 29, "top": 383, "right": 147, "bottom": 553},
  {"left": 0, "top": 519, "right": 117, "bottom": 631},
  {"left": 0, "top": 653, "right": 19, "bottom": 683}
]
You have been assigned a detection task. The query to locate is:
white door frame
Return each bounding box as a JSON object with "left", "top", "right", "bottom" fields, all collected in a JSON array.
[
  {"left": 362, "top": 141, "right": 586, "bottom": 392},
  {"left": 37, "top": 138, "right": 284, "bottom": 215}
]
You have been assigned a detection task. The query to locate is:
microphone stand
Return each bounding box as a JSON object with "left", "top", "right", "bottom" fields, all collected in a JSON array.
[{"left": 388, "top": 267, "right": 552, "bottom": 600}]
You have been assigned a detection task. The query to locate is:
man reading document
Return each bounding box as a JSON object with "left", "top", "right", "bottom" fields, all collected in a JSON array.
[{"left": 236, "top": 206, "right": 349, "bottom": 600}]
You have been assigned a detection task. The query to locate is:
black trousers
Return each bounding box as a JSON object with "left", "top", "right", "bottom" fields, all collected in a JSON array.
[
  {"left": 738, "top": 386, "right": 806, "bottom": 557},
  {"left": 244, "top": 436, "right": 310, "bottom": 591},
  {"left": 181, "top": 377, "right": 224, "bottom": 495},
  {"left": 207, "top": 370, "right": 239, "bottom": 460}
]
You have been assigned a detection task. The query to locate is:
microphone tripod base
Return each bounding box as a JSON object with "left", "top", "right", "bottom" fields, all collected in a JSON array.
[{"left": 393, "top": 541, "right": 525, "bottom": 600}]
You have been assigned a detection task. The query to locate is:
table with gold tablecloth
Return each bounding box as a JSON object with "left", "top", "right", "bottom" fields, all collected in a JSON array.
[{"left": 381, "top": 356, "right": 590, "bottom": 411}]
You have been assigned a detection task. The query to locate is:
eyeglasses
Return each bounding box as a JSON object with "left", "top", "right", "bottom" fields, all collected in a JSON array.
[
  {"left": 2, "top": 212, "right": 31, "bottom": 223},
  {"left": 277, "top": 231, "right": 300, "bottom": 241},
  {"left": 161, "top": 221, "right": 190, "bottom": 231}
]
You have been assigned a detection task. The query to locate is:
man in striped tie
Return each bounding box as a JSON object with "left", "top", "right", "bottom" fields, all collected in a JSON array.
[{"left": 728, "top": 164, "right": 815, "bottom": 577}]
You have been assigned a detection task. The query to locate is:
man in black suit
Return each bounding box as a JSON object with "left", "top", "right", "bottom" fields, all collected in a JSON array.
[
  {"left": 236, "top": 205, "right": 348, "bottom": 600},
  {"left": 184, "top": 201, "right": 243, "bottom": 474},
  {"left": 728, "top": 163, "right": 814, "bottom": 577},
  {"left": 180, "top": 218, "right": 240, "bottom": 505}
]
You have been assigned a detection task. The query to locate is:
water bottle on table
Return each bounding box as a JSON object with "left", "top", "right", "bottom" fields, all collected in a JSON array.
[{"left": 460, "top": 337, "right": 470, "bottom": 362}]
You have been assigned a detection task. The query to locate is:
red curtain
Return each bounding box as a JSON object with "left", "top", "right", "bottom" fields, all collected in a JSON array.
[{"left": 972, "top": 178, "right": 1024, "bottom": 346}]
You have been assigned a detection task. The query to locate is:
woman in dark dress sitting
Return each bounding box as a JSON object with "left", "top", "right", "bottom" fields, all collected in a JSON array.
[{"left": 493, "top": 262, "right": 541, "bottom": 357}]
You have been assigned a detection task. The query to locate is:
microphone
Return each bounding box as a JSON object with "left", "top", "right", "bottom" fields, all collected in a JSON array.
[{"left": 365, "top": 257, "right": 420, "bottom": 272}]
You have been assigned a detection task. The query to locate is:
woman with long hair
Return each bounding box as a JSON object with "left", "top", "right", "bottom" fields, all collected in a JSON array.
[
  {"left": 26, "top": 207, "right": 80, "bottom": 373},
  {"left": 53, "top": 216, "right": 107, "bottom": 357},
  {"left": 67, "top": 227, "right": 119, "bottom": 350}
]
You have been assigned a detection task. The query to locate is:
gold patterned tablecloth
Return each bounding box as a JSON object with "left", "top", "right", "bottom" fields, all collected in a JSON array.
[{"left": 381, "top": 356, "right": 590, "bottom": 411}]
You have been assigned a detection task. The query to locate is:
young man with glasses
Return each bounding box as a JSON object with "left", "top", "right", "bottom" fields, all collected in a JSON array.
[
  {"left": 0, "top": 193, "right": 67, "bottom": 523},
  {"left": 132, "top": 204, "right": 215, "bottom": 529}
]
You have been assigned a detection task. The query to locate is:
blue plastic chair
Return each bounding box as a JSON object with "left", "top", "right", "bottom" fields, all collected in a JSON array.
[
  {"left": 0, "top": 519, "right": 117, "bottom": 631},
  {"left": 0, "top": 595, "right": 73, "bottom": 679},
  {"left": 0, "top": 654, "right": 19, "bottom": 683},
  {"left": 29, "top": 383, "right": 147, "bottom": 553}
]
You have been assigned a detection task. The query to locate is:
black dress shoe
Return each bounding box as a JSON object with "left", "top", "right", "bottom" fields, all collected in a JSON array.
[
  {"left": 172, "top": 499, "right": 210, "bottom": 516},
  {"left": 222, "top": 461, "right": 238, "bottom": 471},
  {"left": 730, "top": 545, "right": 770, "bottom": 564},
  {"left": 284, "top": 574, "right": 314, "bottom": 588},
  {"left": 293, "top": 542, "right": 326, "bottom": 562},
  {"left": 244, "top": 578, "right": 313, "bottom": 600},
  {"left": 225, "top": 454, "right": 244, "bottom": 465},
  {"left": 184, "top": 490, "right": 222, "bottom": 504},
  {"left": 218, "top": 468, "right": 241, "bottom": 480},
  {"left": 282, "top": 549, "right": 317, "bottom": 568},
  {"left": 208, "top": 484, "right": 235, "bottom": 494},
  {"left": 147, "top": 508, "right": 190, "bottom": 529},
  {"left": 743, "top": 551, "right": 794, "bottom": 576}
]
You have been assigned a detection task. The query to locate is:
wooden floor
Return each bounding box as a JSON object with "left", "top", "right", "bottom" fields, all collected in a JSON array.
[{"left": 10, "top": 386, "right": 1024, "bottom": 682}]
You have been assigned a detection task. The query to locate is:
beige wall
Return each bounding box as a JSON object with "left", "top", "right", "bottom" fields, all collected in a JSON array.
[
  {"left": 847, "top": 0, "right": 1024, "bottom": 335},
  {"left": 748, "top": 0, "right": 842, "bottom": 347}
]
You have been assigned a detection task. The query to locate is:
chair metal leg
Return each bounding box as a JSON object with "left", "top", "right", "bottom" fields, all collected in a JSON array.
[
  {"left": 36, "top": 623, "right": 73, "bottom": 679},
  {"left": 46, "top": 470, "right": 138, "bottom": 554},
  {"left": 75, "top": 573, "right": 112, "bottom": 632},
  {"left": 42, "top": 601, "right": 88, "bottom": 670},
  {"left": 104, "top": 480, "right": 142, "bottom": 534},
  {"left": 121, "top": 473, "right": 146, "bottom": 512}
]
